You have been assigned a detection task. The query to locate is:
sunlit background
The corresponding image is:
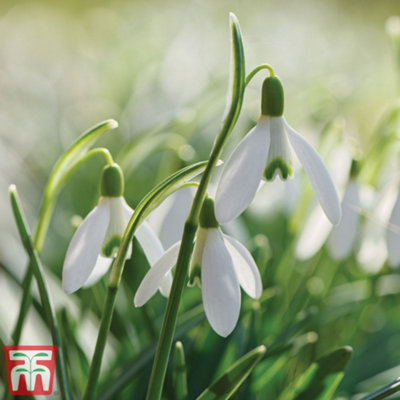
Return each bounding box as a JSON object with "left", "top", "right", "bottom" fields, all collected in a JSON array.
[{"left": 1, "top": 0, "right": 400, "bottom": 398}]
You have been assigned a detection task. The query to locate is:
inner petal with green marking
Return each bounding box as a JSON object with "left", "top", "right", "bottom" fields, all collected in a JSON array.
[
  {"left": 101, "top": 197, "right": 130, "bottom": 258},
  {"left": 264, "top": 116, "right": 293, "bottom": 181}
]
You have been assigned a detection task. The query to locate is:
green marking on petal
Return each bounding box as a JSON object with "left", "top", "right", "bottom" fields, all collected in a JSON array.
[
  {"left": 102, "top": 234, "right": 122, "bottom": 257},
  {"left": 264, "top": 157, "right": 292, "bottom": 181},
  {"left": 188, "top": 263, "right": 202, "bottom": 287}
]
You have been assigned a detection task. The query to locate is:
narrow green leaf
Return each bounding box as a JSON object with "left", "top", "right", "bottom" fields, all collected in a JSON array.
[
  {"left": 33, "top": 368, "right": 46, "bottom": 373},
  {"left": 221, "top": 13, "right": 246, "bottom": 127},
  {"left": 359, "top": 377, "right": 400, "bottom": 400},
  {"left": 173, "top": 341, "right": 188, "bottom": 400},
  {"left": 281, "top": 346, "right": 353, "bottom": 400},
  {"left": 195, "top": 345, "right": 266, "bottom": 400},
  {"left": 9, "top": 185, "right": 71, "bottom": 400}
]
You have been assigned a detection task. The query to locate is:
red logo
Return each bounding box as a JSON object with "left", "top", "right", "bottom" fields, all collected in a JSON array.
[{"left": 3, "top": 346, "right": 58, "bottom": 395}]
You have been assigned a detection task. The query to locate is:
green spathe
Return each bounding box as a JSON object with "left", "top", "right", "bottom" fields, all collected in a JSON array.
[
  {"left": 264, "top": 157, "right": 292, "bottom": 181},
  {"left": 101, "top": 164, "right": 124, "bottom": 197},
  {"left": 199, "top": 198, "right": 219, "bottom": 228},
  {"left": 261, "top": 76, "right": 284, "bottom": 117}
]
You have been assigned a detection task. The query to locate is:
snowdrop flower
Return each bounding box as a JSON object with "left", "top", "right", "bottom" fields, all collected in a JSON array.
[
  {"left": 215, "top": 76, "right": 341, "bottom": 225},
  {"left": 63, "top": 163, "right": 170, "bottom": 294},
  {"left": 134, "top": 198, "right": 262, "bottom": 337},
  {"left": 296, "top": 159, "right": 361, "bottom": 261},
  {"left": 386, "top": 186, "right": 400, "bottom": 267}
]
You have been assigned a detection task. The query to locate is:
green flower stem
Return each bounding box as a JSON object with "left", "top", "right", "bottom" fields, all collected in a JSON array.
[
  {"left": 9, "top": 186, "right": 71, "bottom": 400},
  {"left": 11, "top": 147, "right": 114, "bottom": 346},
  {"left": 245, "top": 64, "right": 275, "bottom": 86},
  {"left": 145, "top": 13, "right": 246, "bottom": 400},
  {"left": 82, "top": 284, "right": 118, "bottom": 400},
  {"left": 83, "top": 161, "right": 210, "bottom": 400}
]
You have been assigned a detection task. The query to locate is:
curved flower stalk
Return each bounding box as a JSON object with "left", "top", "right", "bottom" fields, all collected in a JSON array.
[
  {"left": 135, "top": 198, "right": 262, "bottom": 337},
  {"left": 62, "top": 163, "right": 171, "bottom": 294},
  {"left": 215, "top": 75, "right": 341, "bottom": 225}
]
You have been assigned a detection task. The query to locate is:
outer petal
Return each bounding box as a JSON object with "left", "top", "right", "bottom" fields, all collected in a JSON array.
[
  {"left": 136, "top": 221, "right": 165, "bottom": 265},
  {"left": 223, "top": 234, "right": 262, "bottom": 298},
  {"left": 148, "top": 186, "right": 195, "bottom": 248},
  {"left": 134, "top": 241, "right": 181, "bottom": 307},
  {"left": 120, "top": 197, "right": 165, "bottom": 264},
  {"left": 328, "top": 181, "right": 360, "bottom": 260},
  {"left": 215, "top": 117, "right": 270, "bottom": 224},
  {"left": 63, "top": 198, "right": 110, "bottom": 294},
  {"left": 387, "top": 190, "right": 400, "bottom": 267},
  {"left": 202, "top": 229, "right": 241, "bottom": 337},
  {"left": 83, "top": 256, "right": 113, "bottom": 287},
  {"left": 159, "top": 272, "right": 173, "bottom": 297},
  {"left": 284, "top": 119, "right": 341, "bottom": 225}
]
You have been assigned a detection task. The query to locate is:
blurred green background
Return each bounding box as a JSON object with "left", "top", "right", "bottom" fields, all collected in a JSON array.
[{"left": 1, "top": 0, "right": 400, "bottom": 398}]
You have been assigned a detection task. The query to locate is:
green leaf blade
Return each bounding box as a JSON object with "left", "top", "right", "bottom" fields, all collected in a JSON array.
[
  {"left": 282, "top": 346, "right": 353, "bottom": 400},
  {"left": 195, "top": 345, "right": 266, "bottom": 400}
]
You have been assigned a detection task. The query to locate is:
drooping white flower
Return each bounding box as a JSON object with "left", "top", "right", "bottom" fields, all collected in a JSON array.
[
  {"left": 296, "top": 159, "right": 361, "bottom": 261},
  {"left": 215, "top": 76, "right": 341, "bottom": 225},
  {"left": 62, "top": 164, "right": 170, "bottom": 294},
  {"left": 134, "top": 198, "right": 262, "bottom": 337}
]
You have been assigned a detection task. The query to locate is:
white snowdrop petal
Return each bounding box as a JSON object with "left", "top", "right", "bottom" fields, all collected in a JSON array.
[
  {"left": 120, "top": 197, "right": 164, "bottom": 262},
  {"left": 148, "top": 186, "right": 195, "bottom": 248},
  {"left": 284, "top": 120, "right": 341, "bottom": 225},
  {"left": 202, "top": 229, "right": 241, "bottom": 337},
  {"left": 134, "top": 241, "right": 181, "bottom": 307},
  {"left": 136, "top": 221, "right": 165, "bottom": 265},
  {"left": 224, "top": 234, "right": 262, "bottom": 298},
  {"left": 296, "top": 205, "right": 332, "bottom": 260},
  {"left": 63, "top": 198, "right": 110, "bottom": 294},
  {"left": 387, "top": 190, "right": 400, "bottom": 268},
  {"left": 215, "top": 117, "right": 270, "bottom": 224},
  {"left": 158, "top": 272, "right": 173, "bottom": 297},
  {"left": 328, "top": 181, "right": 360, "bottom": 260},
  {"left": 83, "top": 256, "right": 113, "bottom": 287}
]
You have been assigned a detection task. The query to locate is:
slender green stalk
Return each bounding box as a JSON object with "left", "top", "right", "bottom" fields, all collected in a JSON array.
[
  {"left": 145, "top": 13, "right": 246, "bottom": 400},
  {"left": 245, "top": 63, "right": 275, "bottom": 86},
  {"left": 9, "top": 186, "right": 72, "bottom": 400},
  {"left": 82, "top": 285, "right": 118, "bottom": 400},
  {"left": 360, "top": 377, "right": 400, "bottom": 400}
]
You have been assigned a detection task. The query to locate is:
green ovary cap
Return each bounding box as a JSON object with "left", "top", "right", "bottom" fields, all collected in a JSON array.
[
  {"left": 199, "top": 198, "right": 219, "bottom": 228},
  {"left": 261, "top": 76, "right": 284, "bottom": 117},
  {"left": 264, "top": 158, "right": 292, "bottom": 181},
  {"left": 101, "top": 163, "right": 124, "bottom": 197}
]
